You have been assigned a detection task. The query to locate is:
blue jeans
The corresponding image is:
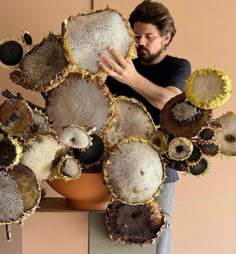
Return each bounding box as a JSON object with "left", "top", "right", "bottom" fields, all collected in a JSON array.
[{"left": 155, "top": 183, "right": 176, "bottom": 254}]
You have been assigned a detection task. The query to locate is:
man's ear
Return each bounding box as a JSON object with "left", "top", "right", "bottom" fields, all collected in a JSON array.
[{"left": 163, "top": 32, "right": 171, "bottom": 45}]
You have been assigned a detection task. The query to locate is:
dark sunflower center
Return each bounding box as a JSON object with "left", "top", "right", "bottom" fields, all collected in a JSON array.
[
  {"left": 225, "top": 134, "right": 236, "bottom": 143},
  {"left": 199, "top": 128, "right": 215, "bottom": 140},
  {"left": 152, "top": 137, "right": 161, "bottom": 147},
  {"left": 0, "top": 138, "right": 17, "bottom": 168},
  {"left": 175, "top": 145, "right": 184, "bottom": 153},
  {"left": 0, "top": 40, "right": 23, "bottom": 66},
  {"left": 73, "top": 134, "right": 104, "bottom": 164}
]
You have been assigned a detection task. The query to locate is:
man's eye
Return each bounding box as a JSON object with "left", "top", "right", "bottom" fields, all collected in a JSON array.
[{"left": 146, "top": 35, "right": 154, "bottom": 40}]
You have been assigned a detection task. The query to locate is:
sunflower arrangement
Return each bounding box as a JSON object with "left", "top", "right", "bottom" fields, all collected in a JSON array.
[{"left": 0, "top": 7, "right": 235, "bottom": 246}]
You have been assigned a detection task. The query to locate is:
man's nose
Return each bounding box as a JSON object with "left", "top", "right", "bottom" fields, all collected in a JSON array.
[{"left": 136, "top": 35, "right": 146, "bottom": 46}]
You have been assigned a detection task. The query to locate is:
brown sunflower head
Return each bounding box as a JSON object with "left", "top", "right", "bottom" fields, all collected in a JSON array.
[
  {"left": 160, "top": 93, "right": 212, "bottom": 137},
  {"left": 10, "top": 33, "right": 69, "bottom": 92},
  {"left": 105, "top": 200, "right": 167, "bottom": 246}
]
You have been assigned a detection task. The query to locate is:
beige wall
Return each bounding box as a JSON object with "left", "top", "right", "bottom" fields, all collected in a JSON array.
[{"left": 0, "top": 1, "right": 235, "bottom": 254}]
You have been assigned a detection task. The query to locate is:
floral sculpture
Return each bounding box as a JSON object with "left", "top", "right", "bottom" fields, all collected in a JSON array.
[{"left": 0, "top": 7, "right": 235, "bottom": 245}]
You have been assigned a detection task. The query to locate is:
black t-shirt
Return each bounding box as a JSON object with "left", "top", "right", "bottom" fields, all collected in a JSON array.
[{"left": 105, "top": 55, "right": 191, "bottom": 183}]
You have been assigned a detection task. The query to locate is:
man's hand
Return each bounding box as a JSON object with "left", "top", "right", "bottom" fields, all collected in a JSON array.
[{"left": 98, "top": 47, "right": 140, "bottom": 86}]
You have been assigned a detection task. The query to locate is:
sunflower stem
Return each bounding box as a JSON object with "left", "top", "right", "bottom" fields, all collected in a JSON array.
[
  {"left": 1, "top": 89, "right": 44, "bottom": 111},
  {"left": 5, "top": 224, "right": 12, "bottom": 241}
]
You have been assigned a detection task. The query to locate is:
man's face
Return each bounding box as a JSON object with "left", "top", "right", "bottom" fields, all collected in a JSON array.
[{"left": 133, "top": 22, "right": 170, "bottom": 64}]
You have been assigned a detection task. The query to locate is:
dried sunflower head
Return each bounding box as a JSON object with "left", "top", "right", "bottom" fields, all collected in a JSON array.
[
  {"left": 0, "top": 169, "right": 24, "bottom": 224},
  {"left": 0, "top": 37, "right": 24, "bottom": 69},
  {"left": 198, "top": 126, "right": 216, "bottom": 141},
  {"left": 105, "top": 200, "right": 167, "bottom": 246},
  {"left": 22, "top": 109, "right": 51, "bottom": 140},
  {"left": 105, "top": 96, "right": 156, "bottom": 147},
  {"left": 149, "top": 128, "right": 168, "bottom": 155},
  {"left": 21, "top": 134, "right": 66, "bottom": 181},
  {"left": 58, "top": 125, "right": 92, "bottom": 149},
  {"left": 188, "top": 157, "right": 210, "bottom": 176},
  {"left": 10, "top": 33, "right": 70, "bottom": 92},
  {"left": 168, "top": 137, "right": 194, "bottom": 161},
  {"left": 185, "top": 67, "right": 232, "bottom": 109},
  {"left": 103, "top": 138, "right": 165, "bottom": 204},
  {"left": 163, "top": 155, "right": 189, "bottom": 172},
  {"left": 46, "top": 74, "right": 114, "bottom": 135},
  {"left": 50, "top": 155, "right": 82, "bottom": 180},
  {"left": 21, "top": 31, "right": 33, "bottom": 46},
  {"left": 62, "top": 8, "right": 135, "bottom": 77},
  {"left": 0, "top": 133, "right": 22, "bottom": 170},
  {"left": 73, "top": 134, "right": 105, "bottom": 165},
  {"left": 0, "top": 165, "right": 40, "bottom": 225},
  {"left": 160, "top": 93, "right": 212, "bottom": 137},
  {"left": 197, "top": 140, "right": 220, "bottom": 157},
  {"left": 215, "top": 111, "right": 236, "bottom": 156},
  {"left": 186, "top": 144, "right": 202, "bottom": 165},
  {"left": 8, "top": 164, "right": 41, "bottom": 212},
  {"left": 0, "top": 99, "right": 33, "bottom": 137}
]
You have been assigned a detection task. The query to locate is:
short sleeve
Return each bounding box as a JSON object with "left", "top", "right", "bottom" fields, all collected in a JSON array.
[{"left": 168, "top": 59, "right": 191, "bottom": 92}]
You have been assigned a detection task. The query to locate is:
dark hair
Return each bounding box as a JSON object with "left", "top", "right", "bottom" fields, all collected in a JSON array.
[{"left": 129, "top": 1, "right": 176, "bottom": 47}]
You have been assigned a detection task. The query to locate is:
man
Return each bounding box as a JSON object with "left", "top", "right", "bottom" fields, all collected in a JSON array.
[{"left": 98, "top": 1, "right": 191, "bottom": 253}]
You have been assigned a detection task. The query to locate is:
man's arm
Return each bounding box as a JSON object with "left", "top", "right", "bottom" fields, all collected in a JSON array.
[{"left": 98, "top": 47, "right": 186, "bottom": 110}]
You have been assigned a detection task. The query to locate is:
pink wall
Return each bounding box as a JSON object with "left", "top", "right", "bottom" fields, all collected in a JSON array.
[{"left": 0, "top": 1, "right": 235, "bottom": 253}]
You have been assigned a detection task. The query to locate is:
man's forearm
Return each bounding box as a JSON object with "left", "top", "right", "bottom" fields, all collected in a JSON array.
[{"left": 127, "top": 73, "right": 181, "bottom": 110}]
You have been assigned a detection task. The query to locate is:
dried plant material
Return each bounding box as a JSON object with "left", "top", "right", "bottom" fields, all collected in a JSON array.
[
  {"left": 198, "top": 127, "right": 216, "bottom": 141},
  {"left": 104, "top": 138, "right": 165, "bottom": 204},
  {"left": 185, "top": 67, "right": 232, "bottom": 109},
  {"left": 51, "top": 155, "right": 82, "bottom": 180},
  {"left": 105, "top": 200, "right": 167, "bottom": 246},
  {"left": 168, "top": 137, "right": 193, "bottom": 161},
  {"left": 21, "top": 134, "right": 66, "bottom": 181},
  {"left": 10, "top": 33, "right": 69, "bottom": 92},
  {"left": 197, "top": 140, "right": 220, "bottom": 157},
  {"left": 73, "top": 134, "right": 105, "bottom": 165},
  {"left": 187, "top": 144, "right": 202, "bottom": 165},
  {"left": 46, "top": 74, "right": 114, "bottom": 135},
  {"left": 22, "top": 109, "right": 50, "bottom": 140},
  {"left": 0, "top": 99, "right": 33, "bottom": 136},
  {"left": 209, "top": 120, "right": 222, "bottom": 130},
  {"left": 105, "top": 96, "right": 156, "bottom": 146},
  {"left": 21, "top": 31, "right": 33, "bottom": 46},
  {"left": 162, "top": 154, "right": 189, "bottom": 172},
  {"left": 188, "top": 157, "right": 210, "bottom": 176},
  {"left": 0, "top": 133, "right": 22, "bottom": 170},
  {"left": 160, "top": 93, "right": 212, "bottom": 137},
  {"left": 58, "top": 125, "right": 92, "bottom": 149},
  {"left": 215, "top": 111, "right": 236, "bottom": 156},
  {"left": 0, "top": 37, "right": 24, "bottom": 68},
  {"left": 149, "top": 129, "right": 168, "bottom": 155},
  {"left": 62, "top": 8, "right": 135, "bottom": 76},
  {"left": 81, "top": 161, "right": 103, "bottom": 173},
  {"left": 0, "top": 170, "right": 24, "bottom": 224},
  {"left": 8, "top": 165, "right": 41, "bottom": 212}
]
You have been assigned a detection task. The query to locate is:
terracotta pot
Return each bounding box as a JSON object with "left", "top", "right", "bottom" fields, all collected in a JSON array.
[{"left": 47, "top": 173, "right": 111, "bottom": 211}]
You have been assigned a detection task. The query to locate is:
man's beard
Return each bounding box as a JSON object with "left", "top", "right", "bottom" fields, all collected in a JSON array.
[{"left": 137, "top": 46, "right": 164, "bottom": 63}]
